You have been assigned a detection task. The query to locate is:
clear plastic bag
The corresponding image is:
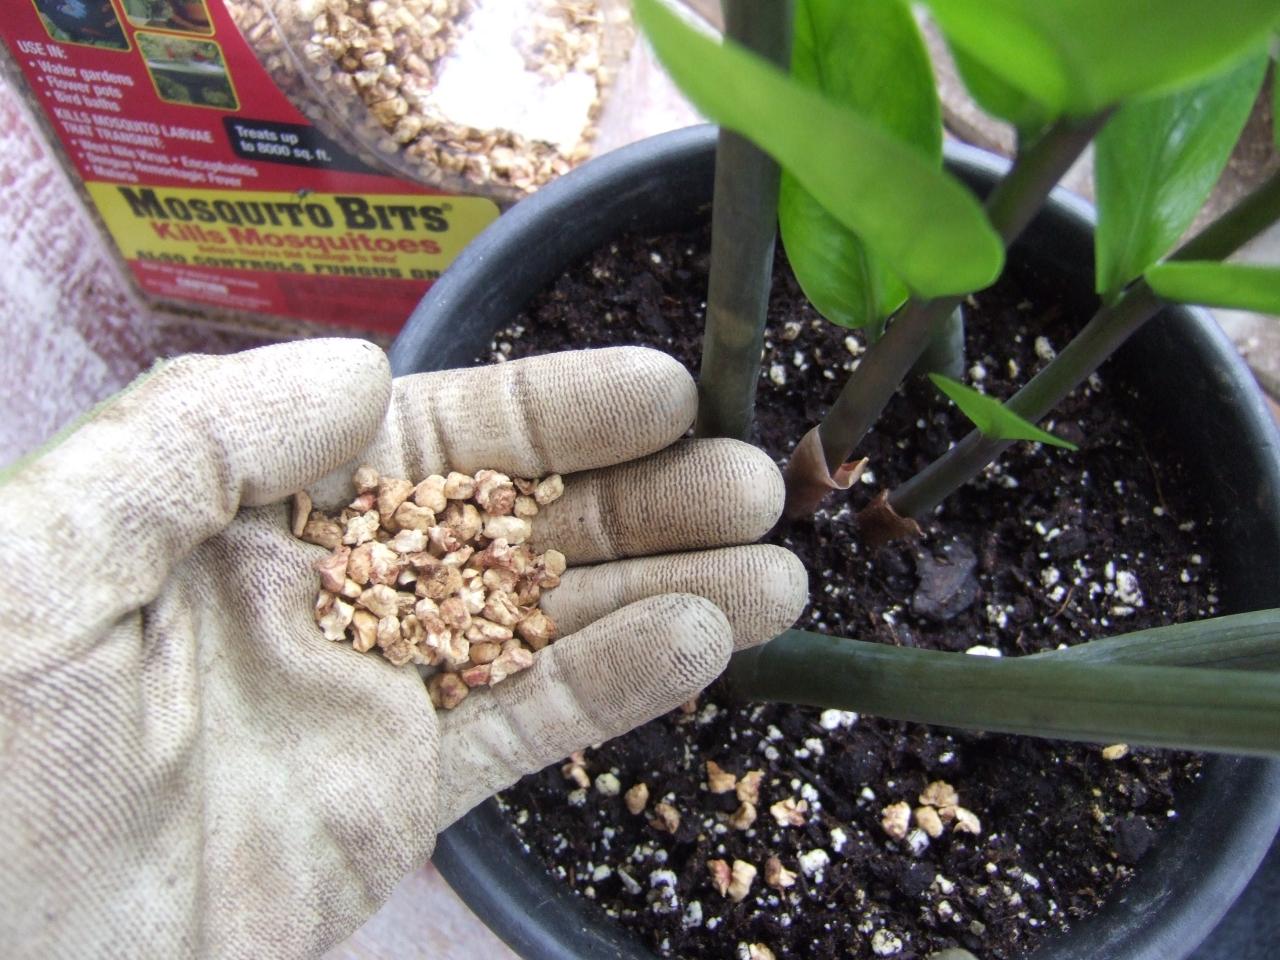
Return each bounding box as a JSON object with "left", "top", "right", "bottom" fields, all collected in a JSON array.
[{"left": 227, "top": 0, "right": 633, "bottom": 202}]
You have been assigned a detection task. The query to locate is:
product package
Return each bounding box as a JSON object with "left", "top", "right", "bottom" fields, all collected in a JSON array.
[{"left": 2, "top": 0, "right": 631, "bottom": 336}]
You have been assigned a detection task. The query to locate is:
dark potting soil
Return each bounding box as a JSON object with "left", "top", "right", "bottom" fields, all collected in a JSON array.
[{"left": 478, "top": 223, "right": 1215, "bottom": 959}]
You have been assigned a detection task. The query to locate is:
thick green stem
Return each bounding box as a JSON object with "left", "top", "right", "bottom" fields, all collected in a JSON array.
[
  {"left": 1028, "top": 609, "right": 1280, "bottom": 670},
  {"left": 816, "top": 297, "right": 957, "bottom": 470},
  {"left": 727, "top": 627, "right": 1280, "bottom": 756},
  {"left": 909, "top": 305, "right": 966, "bottom": 382},
  {"left": 813, "top": 114, "right": 1106, "bottom": 476},
  {"left": 1171, "top": 168, "right": 1280, "bottom": 263},
  {"left": 890, "top": 284, "right": 1160, "bottom": 517},
  {"left": 890, "top": 167, "right": 1280, "bottom": 519},
  {"left": 694, "top": 0, "right": 793, "bottom": 441}
]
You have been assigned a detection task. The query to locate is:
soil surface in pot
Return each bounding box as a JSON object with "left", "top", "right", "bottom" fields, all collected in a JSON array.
[{"left": 476, "top": 223, "right": 1214, "bottom": 959}]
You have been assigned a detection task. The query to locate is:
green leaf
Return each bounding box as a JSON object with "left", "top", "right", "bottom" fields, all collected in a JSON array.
[
  {"left": 929, "top": 373, "right": 1078, "bottom": 450},
  {"left": 1094, "top": 56, "right": 1268, "bottom": 300},
  {"left": 778, "top": 0, "right": 939, "bottom": 329},
  {"left": 779, "top": 183, "right": 904, "bottom": 329},
  {"left": 633, "top": 0, "right": 1003, "bottom": 298},
  {"left": 949, "top": 45, "right": 1052, "bottom": 143},
  {"left": 925, "top": 0, "right": 1279, "bottom": 115},
  {"left": 790, "top": 0, "right": 942, "bottom": 153},
  {"left": 777, "top": 0, "right": 938, "bottom": 329},
  {"left": 1030, "top": 609, "right": 1280, "bottom": 670},
  {"left": 1146, "top": 261, "right": 1280, "bottom": 314}
]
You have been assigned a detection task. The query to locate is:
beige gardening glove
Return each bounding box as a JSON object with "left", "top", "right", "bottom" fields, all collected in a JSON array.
[{"left": 0, "top": 339, "right": 806, "bottom": 959}]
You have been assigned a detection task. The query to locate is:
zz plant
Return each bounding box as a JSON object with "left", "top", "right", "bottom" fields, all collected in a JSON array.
[{"left": 632, "top": 0, "right": 1280, "bottom": 756}]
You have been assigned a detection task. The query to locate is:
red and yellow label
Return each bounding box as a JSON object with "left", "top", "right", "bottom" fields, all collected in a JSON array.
[
  {"left": 88, "top": 182, "right": 498, "bottom": 281},
  {"left": 3, "top": 0, "right": 505, "bottom": 334}
]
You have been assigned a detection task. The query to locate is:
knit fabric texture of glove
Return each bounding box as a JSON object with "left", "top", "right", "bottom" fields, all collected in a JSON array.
[{"left": 0, "top": 340, "right": 806, "bottom": 958}]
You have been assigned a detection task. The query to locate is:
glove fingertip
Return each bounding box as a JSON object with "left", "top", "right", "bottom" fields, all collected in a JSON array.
[
  {"left": 233, "top": 339, "right": 392, "bottom": 505},
  {"left": 733, "top": 544, "right": 810, "bottom": 651},
  {"left": 725, "top": 439, "right": 787, "bottom": 539},
  {"left": 631, "top": 346, "right": 698, "bottom": 435},
  {"left": 432, "top": 593, "right": 731, "bottom": 826},
  {"left": 540, "top": 593, "right": 732, "bottom": 726},
  {"left": 650, "top": 592, "right": 735, "bottom": 690}
]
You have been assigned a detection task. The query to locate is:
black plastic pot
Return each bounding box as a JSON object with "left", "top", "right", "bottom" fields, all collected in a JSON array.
[{"left": 389, "top": 125, "right": 1280, "bottom": 960}]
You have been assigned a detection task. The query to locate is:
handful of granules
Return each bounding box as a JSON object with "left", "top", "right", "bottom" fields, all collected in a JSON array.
[
  {"left": 295, "top": 464, "right": 566, "bottom": 709},
  {"left": 227, "top": 0, "right": 626, "bottom": 201}
]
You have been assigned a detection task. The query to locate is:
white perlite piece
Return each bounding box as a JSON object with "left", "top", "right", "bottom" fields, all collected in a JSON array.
[
  {"left": 1113, "top": 569, "right": 1145, "bottom": 606},
  {"left": 649, "top": 868, "right": 680, "bottom": 914},
  {"left": 594, "top": 772, "right": 621, "bottom": 796},
  {"left": 300, "top": 464, "right": 566, "bottom": 709},
  {"left": 681, "top": 900, "right": 703, "bottom": 929},
  {"left": 1034, "top": 335, "right": 1057, "bottom": 361},
  {"left": 870, "top": 928, "right": 904, "bottom": 956},
  {"left": 798, "top": 848, "right": 830, "bottom": 879},
  {"left": 905, "top": 828, "right": 930, "bottom": 857},
  {"left": 616, "top": 868, "right": 641, "bottom": 895},
  {"left": 819, "top": 708, "right": 858, "bottom": 730}
]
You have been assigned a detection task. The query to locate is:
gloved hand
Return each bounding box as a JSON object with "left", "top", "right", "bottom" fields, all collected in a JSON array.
[{"left": 0, "top": 339, "right": 806, "bottom": 959}]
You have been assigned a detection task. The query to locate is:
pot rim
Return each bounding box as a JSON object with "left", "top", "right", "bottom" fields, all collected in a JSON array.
[{"left": 394, "top": 124, "right": 1280, "bottom": 960}]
